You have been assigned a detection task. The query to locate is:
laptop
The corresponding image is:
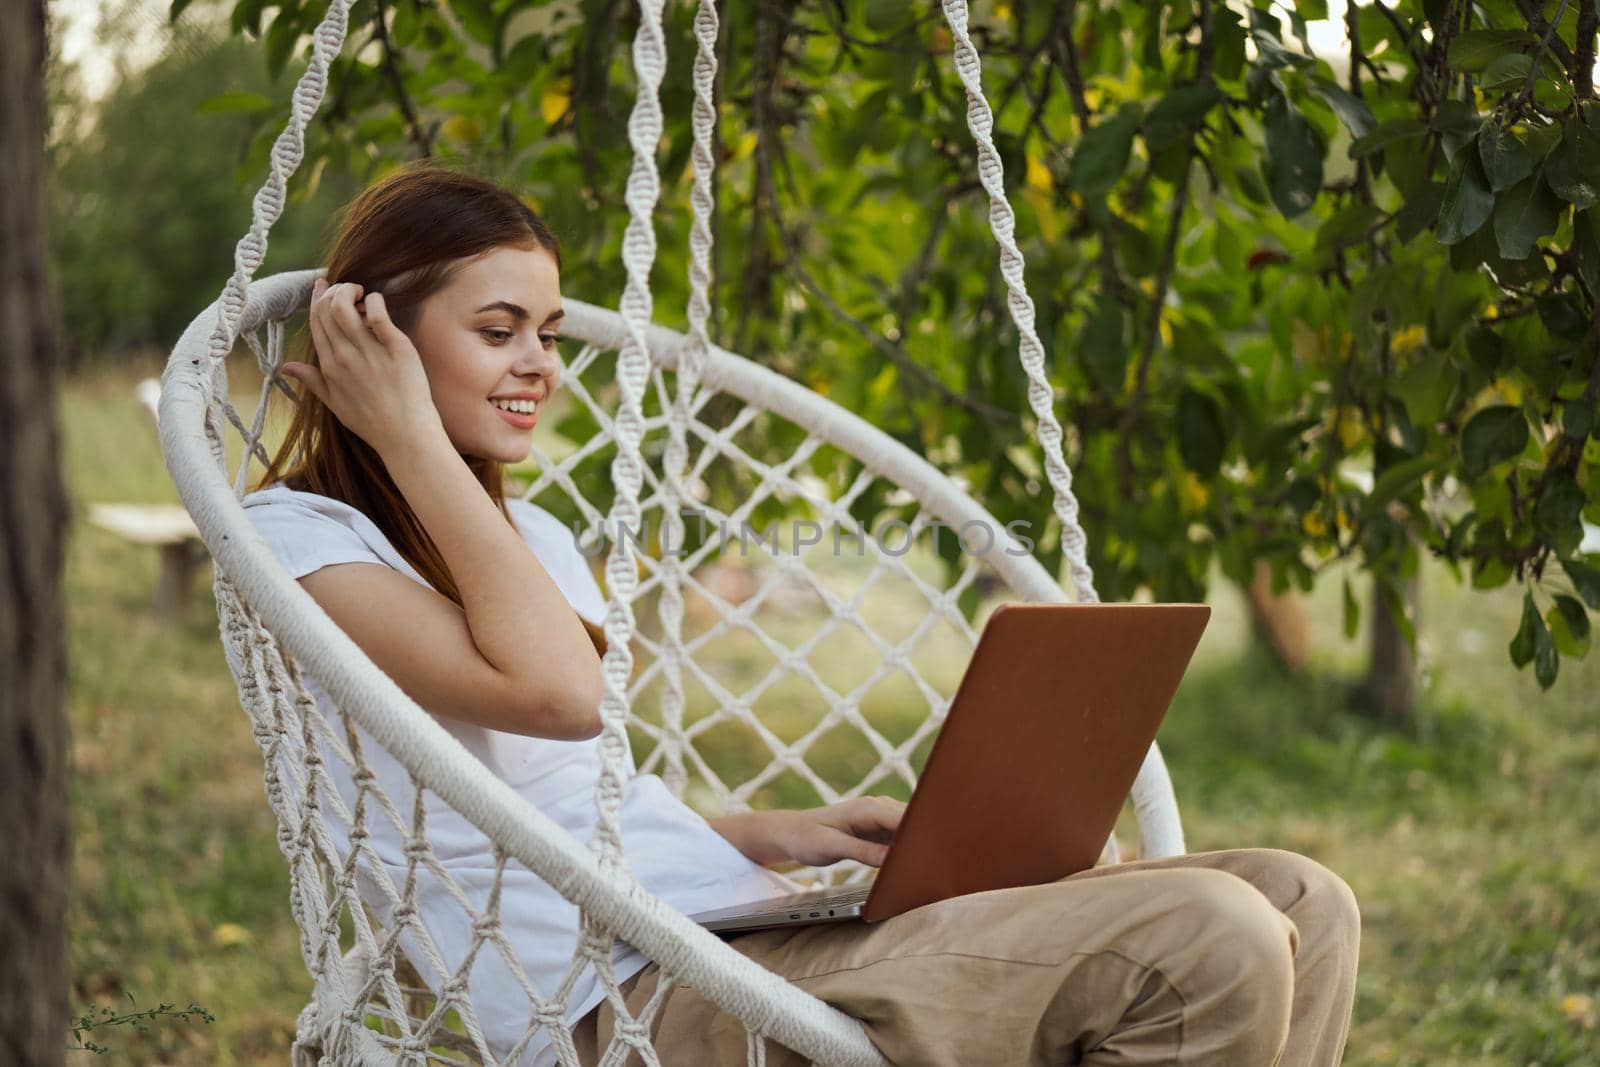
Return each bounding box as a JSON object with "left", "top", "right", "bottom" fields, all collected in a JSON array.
[{"left": 687, "top": 602, "right": 1210, "bottom": 935}]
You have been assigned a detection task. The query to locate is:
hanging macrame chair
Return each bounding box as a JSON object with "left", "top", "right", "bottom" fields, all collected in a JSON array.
[{"left": 160, "top": 0, "right": 1188, "bottom": 1062}]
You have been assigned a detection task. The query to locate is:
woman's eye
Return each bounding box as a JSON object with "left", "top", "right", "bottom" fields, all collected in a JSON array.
[
  {"left": 541, "top": 334, "right": 560, "bottom": 349},
  {"left": 481, "top": 328, "right": 513, "bottom": 345}
]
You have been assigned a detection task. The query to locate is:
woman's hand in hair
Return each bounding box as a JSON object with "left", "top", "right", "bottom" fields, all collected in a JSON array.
[{"left": 281, "top": 276, "right": 443, "bottom": 457}]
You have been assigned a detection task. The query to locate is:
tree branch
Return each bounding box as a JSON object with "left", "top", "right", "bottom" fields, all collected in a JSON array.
[
  {"left": 1570, "top": 0, "right": 1596, "bottom": 98},
  {"left": 1052, "top": 0, "right": 1132, "bottom": 307},
  {"left": 1112, "top": 0, "right": 1215, "bottom": 496},
  {"left": 373, "top": 0, "right": 432, "bottom": 157}
]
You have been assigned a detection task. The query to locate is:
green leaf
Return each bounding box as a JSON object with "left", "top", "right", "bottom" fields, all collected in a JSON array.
[
  {"left": 1250, "top": 25, "right": 1315, "bottom": 70},
  {"left": 1534, "top": 471, "right": 1586, "bottom": 558},
  {"left": 1562, "top": 400, "right": 1596, "bottom": 440},
  {"left": 1079, "top": 296, "right": 1128, "bottom": 393},
  {"left": 1509, "top": 589, "right": 1540, "bottom": 667},
  {"left": 1071, "top": 107, "right": 1142, "bottom": 199},
  {"left": 229, "top": 0, "right": 267, "bottom": 35},
  {"left": 1492, "top": 172, "right": 1561, "bottom": 260},
  {"left": 1535, "top": 618, "right": 1560, "bottom": 688},
  {"left": 1309, "top": 78, "right": 1376, "bottom": 139},
  {"left": 1395, "top": 181, "right": 1446, "bottom": 243},
  {"left": 1263, "top": 94, "right": 1324, "bottom": 218},
  {"left": 1176, "top": 388, "right": 1227, "bottom": 476},
  {"left": 1474, "top": 555, "right": 1513, "bottom": 590},
  {"left": 1545, "top": 118, "right": 1600, "bottom": 209},
  {"left": 449, "top": 0, "right": 497, "bottom": 45},
  {"left": 1349, "top": 118, "right": 1427, "bottom": 160},
  {"left": 1479, "top": 52, "right": 1532, "bottom": 92},
  {"left": 1460, "top": 405, "right": 1528, "bottom": 478},
  {"left": 1565, "top": 558, "right": 1600, "bottom": 610},
  {"left": 1342, "top": 576, "right": 1360, "bottom": 640},
  {"left": 1464, "top": 325, "right": 1504, "bottom": 376},
  {"left": 1523, "top": 120, "right": 1565, "bottom": 159},
  {"left": 1447, "top": 29, "right": 1536, "bottom": 74},
  {"left": 1369, "top": 455, "right": 1435, "bottom": 507},
  {"left": 1549, "top": 595, "right": 1591, "bottom": 658},
  {"left": 1436, "top": 147, "right": 1495, "bottom": 245},
  {"left": 1214, "top": 7, "right": 1247, "bottom": 81},
  {"left": 1231, "top": 162, "right": 1270, "bottom": 205},
  {"left": 169, "top": 0, "right": 196, "bottom": 22},
  {"left": 1282, "top": 476, "right": 1317, "bottom": 516},
  {"left": 264, "top": 9, "right": 301, "bottom": 80},
  {"left": 1431, "top": 100, "right": 1483, "bottom": 137},
  {"left": 1575, "top": 209, "right": 1600, "bottom": 295},
  {"left": 1478, "top": 124, "right": 1534, "bottom": 191},
  {"left": 1144, "top": 84, "right": 1223, "bottom": 153},
  {"left": 196, "top": 90, "right": 275, "bottom": 115},
  {"left": 1537, "top": 290, "right": 1590, "bottom": 340}
]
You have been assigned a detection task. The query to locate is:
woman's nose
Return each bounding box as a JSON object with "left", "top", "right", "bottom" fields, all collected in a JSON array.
[{"left": 514, "top": 339, "right": 561, "bottom": 386}]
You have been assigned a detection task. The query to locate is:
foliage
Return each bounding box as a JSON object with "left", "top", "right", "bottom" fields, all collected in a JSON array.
[
  {"left": 199, "top": 0, "right": 1600, "bottom": 688},
  {"left": 46, "top": 10, "right": 357, "bottom": 363},
  {"left": 70, "top": 993, "right": 215, "bottom": 1055}
]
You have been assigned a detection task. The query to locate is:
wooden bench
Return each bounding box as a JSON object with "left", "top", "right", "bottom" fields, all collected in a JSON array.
[{"left": 87, "top": 377, "right": 207, "bottom": 625}]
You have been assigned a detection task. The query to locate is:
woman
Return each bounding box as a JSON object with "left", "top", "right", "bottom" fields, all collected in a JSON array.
[{"left": 245, "top": 163, "right": 1360, "bottom": 1066}]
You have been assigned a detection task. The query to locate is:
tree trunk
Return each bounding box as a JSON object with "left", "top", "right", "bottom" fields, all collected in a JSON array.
[
  {"left": 1355, "top": 571, "right": 1420, "bottom": 725},
  {"left": 1243, "top": 558, "right": 1311, "bottom": 676},
  {"left": 0, "top": 1, "right": 73, "bottom": 1064}
]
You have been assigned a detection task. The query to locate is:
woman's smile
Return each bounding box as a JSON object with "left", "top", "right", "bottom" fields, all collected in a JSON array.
[{"left": 490, "top": 399, "right": 539, "bottom": 430}]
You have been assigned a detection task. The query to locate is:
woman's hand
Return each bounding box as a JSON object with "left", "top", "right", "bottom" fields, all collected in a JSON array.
[
  {"left": 280, "top": 277, "right": 442, "bottom": 457},
  {"left": 765, "top": 796, "right": 908, "bottom": 869}
]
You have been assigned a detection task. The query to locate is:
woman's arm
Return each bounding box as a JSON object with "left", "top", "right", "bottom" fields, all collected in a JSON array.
[
  {"left": 285, "top": 280, "right": 603, "bottom": 739},
  {"left": 379, "top": 426, "right": 605, "bottom": 733}
]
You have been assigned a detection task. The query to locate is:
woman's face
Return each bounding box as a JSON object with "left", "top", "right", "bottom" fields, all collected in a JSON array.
[{"left": 407, "top": 244, "right": 564, "bottom": 463}]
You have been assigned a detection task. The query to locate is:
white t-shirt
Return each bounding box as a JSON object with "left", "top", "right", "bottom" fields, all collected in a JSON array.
[{"left": 234, "top": 483, "right": 802, "bottom": 1065}]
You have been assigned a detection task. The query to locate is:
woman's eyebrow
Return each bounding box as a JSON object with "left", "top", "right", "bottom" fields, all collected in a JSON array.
[{"left": 470, "top": 300, "right": 566, "bottom": 326}]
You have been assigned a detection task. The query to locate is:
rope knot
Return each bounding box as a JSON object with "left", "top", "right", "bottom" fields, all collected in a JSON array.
[
  {"left": 614, "top": 1016, "right": 652, "bottom": 1045},
  {"left": 397, "top": 1035, "right": 430, "bottom": 1056}
]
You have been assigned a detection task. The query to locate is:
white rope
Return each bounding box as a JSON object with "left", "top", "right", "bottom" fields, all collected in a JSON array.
[
  {"left": 204, "top": 0, "right": 354, "bottom": 370},
  {"left": 937, "top": 0, "right": 1189, "bottom": 859},
  {"left": 650, "top": 0, "right": 722, "bottom": 800},
  {"left": 938, "top": 0, "right": 1099, "bottom": 607},
  {"left": 581, "top": 0, "right": 670, "bottom": 1059}
]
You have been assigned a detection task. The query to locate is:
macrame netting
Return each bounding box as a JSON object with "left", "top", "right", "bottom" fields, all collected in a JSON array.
[{"left": 158, "top": 0, "right": 1187, "bottom": 1062}]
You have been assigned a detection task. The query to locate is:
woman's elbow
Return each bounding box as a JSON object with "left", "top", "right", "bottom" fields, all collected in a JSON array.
[{"left": 536, "top": 678, "right": 604, "bottom": 740}]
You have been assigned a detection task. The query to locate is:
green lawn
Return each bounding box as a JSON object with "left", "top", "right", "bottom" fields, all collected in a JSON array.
[{"left": 61, "top": 355, "right": 1599, "bottom": 1064}]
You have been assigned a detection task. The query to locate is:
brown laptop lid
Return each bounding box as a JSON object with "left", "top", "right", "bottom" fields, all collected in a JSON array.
[{"left": 861, "top": 602, "right": 1209, "bottom": 922}]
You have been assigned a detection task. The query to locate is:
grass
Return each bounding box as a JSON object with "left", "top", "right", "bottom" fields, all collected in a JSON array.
[{"left": 60, "top": 354, "right": 1600, "bottom": 1064}]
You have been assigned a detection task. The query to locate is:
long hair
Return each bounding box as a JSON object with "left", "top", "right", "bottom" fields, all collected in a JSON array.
[{"left": 254, "top": 163, "right": 563, "bottom": 608}]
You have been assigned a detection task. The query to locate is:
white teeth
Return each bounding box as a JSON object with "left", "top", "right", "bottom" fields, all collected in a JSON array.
[{"left": 492, "top": 398, "right": 538, "bottom": 414}]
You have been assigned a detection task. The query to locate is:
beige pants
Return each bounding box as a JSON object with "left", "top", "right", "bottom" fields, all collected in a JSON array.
[{"left": 574, "top": 847, "right": 1360, "bottom": 1066}]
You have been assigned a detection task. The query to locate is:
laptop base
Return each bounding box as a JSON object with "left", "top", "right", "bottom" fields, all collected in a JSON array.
[{"left": 690, "top": 882, "right": 872, "bottom": 934}]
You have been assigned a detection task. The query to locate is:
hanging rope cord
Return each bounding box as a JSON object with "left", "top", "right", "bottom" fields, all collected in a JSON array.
[
  {"left": 938, "top": 0, "right": 1099, "bottom": 606},
  {"left": 649, "top": 0, "right": 723, "bottom": 802}
]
